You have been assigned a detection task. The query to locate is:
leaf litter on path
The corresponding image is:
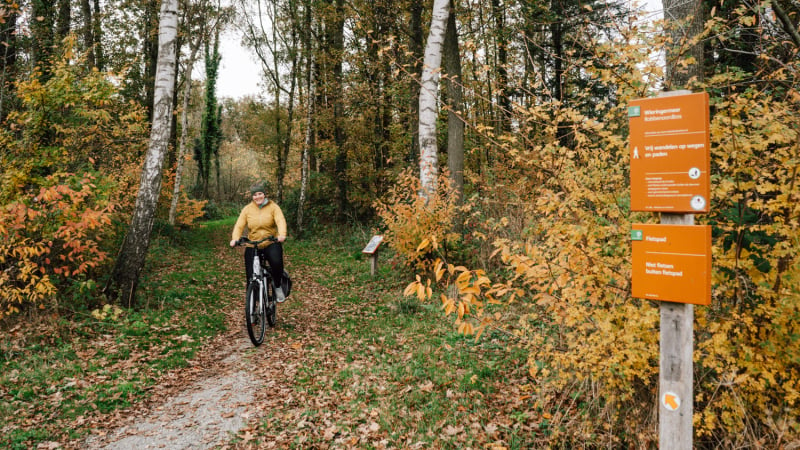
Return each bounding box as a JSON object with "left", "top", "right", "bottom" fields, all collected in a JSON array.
[{"left": 76, "top": 237, "right": 335, "bottom": 450}]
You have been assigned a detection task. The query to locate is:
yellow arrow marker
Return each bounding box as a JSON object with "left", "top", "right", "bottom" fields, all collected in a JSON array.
[{"left": 662, "top": 392, "right": 681, "bottom": 411}]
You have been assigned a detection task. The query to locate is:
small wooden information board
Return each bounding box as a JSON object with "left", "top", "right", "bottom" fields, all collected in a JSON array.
[
  {"left": 629, "top": 92, "right": 710, "bottom": 213},
  {"left": 362, "top": 235, "right": 384, "bottom": 276},
  {"left": 362, "top": 235, "right": 383, "bottom": 255},
  {"left": 631, "top": 223, "right": 711, "bottom": 305}
]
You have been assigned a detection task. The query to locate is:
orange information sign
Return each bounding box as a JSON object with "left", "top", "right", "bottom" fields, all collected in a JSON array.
[
  {"left": 631, "top": 223, "right": 711, "bottom": 305},
  {"left": 629, "top": 92, "right": 710, "bottom": 213}
]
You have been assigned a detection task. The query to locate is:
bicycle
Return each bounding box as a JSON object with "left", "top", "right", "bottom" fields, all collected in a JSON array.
[{"left": 234, "top": 236, "right": 278, "bottom": 346}]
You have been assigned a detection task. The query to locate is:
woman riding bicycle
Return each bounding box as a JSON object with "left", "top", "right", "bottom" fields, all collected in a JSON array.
[{"left": 229, "top": 182, "right": 288, "bottom": 302}]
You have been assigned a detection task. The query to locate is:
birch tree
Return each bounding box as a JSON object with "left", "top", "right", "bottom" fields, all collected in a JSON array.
[
  {"left": 297, "top": 0, "right": 314, "bottom": 235},
  {"left": 418, "top": 0, "right": 449, "bottom": 199},
  {"left": 106, "top": 0, "right": 179, "bottom": 306}
]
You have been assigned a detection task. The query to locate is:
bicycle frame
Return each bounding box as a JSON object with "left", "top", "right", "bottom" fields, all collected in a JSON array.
[{"left": 236, "top": 236, "right": 278, "bottom": 345}]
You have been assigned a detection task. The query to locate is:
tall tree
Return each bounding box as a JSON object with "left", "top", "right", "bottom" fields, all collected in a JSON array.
[
  {"left": 238, "top": 0, "right": 302, "bottom": 204},
  {"left": 0, "top": 0, "right": 19, "bottom": 121},
  {"left": 419, "top": 0, "right": 449, "bottom": 199},
  {"left": 444, "top": 0, "right": 464, "bottom": 205},
  {"left": 296, "top": 0, "right": 314, "bottom": 235},
  {"left": 194, "top": 31, "right": 222, "bottom": 199},
  {"left": 143, "top": 0, "right": 161, "bottom": 119},
  {"left": 92, "top": 0, "right": 104, "bottom": 70},
  {"left": 57, "top": 0, "right": 71, "bottom": 37},
  {"left": 406, "top": 0, "right": 424, "bottom": 166},
  {"left": 491, "top": 0, "right": 510, "bottom": 131},
  {"left": 31, "top": 0, "right": 57, "bottom": 79},
  {"left": 80, "top": 0, "right": 96, "bottom": 68},
  {"left": 106, "top": 0, "right": 179, "bottom": 306},
  {"left": 663, "top": 0, "right": 703, "bottom": 89},
  {"left": 169, "top": 0, "right": 229, "bottom": 223},
  {"left": 329, "top": 0, "right": 347, "bottom": 218}
]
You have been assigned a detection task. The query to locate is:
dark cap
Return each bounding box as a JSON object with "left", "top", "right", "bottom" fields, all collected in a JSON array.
[{"left": 250, "top": 182, "right": 266, "bottom": 195}]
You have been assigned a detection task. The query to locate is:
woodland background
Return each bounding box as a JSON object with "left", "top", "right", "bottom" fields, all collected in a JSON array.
[{"left": 1, "top": 0, "right": 799, "bottom": 447}]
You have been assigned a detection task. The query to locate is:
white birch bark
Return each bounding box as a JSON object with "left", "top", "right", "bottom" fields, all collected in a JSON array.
[
  {"left": 298, "top": 60, "right": 313, "bottom": 235},
  {"left": 418, "top": 0, "right": 450, "bottom": 200},
  {"left": 107, "top": 0, "right": 178, "bottom": 306}
]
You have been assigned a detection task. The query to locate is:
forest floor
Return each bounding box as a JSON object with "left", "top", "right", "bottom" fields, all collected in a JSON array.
[
  {"left": 3, "top": 222, "right": 534, "bottom": 449},
  {"left": 79, "top": 239, "right": 337, "bottom": 449}
]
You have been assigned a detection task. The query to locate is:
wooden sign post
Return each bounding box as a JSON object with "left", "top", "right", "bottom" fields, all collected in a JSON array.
[
  {"left": 362, "top": 235, "right": 384, "bottom": 277},
  {"left": 629, "top": 90, "right": 711, "bottom": 450}
]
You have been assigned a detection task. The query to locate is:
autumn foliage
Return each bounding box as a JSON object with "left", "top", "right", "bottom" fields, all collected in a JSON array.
[
  {"left": 0, "top": 175, "right": 115, "bottom": 316},
  {"left": 1, "top": 41, "right": 145, "bottom": 316},
  {"left": 375, "top": 169, "right": 466, "bottom": 271},
  {"left": 399, "top": 12, "right": 800, "bottom": 449}
]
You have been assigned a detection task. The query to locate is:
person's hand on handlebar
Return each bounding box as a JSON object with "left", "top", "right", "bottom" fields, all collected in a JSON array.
[
  {"left": 230, "top": 239, "right": 238, "bottom": 247},
  {"left": 277, "top": 236, "right": 286, "bottom": 243}
]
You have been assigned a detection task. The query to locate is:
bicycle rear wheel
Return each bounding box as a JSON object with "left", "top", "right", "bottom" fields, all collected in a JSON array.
[{"left": 245, "top": 281, "right": 267, "bottom": 346}]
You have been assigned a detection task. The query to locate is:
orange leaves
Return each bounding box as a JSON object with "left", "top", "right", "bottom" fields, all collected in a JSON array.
[{"left": 1, "top": 174, "right": 116, "bottom": 317}]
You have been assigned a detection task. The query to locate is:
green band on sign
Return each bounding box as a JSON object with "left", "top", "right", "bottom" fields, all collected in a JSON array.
[
  {"left": 628, "top": 106, "right": 641, "bottom": 117},
  {"left": 631, "top": 229, "right": 643, "bottom": 241}
]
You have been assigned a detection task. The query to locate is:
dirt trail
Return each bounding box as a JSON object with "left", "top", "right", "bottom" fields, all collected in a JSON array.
[{"left": 79, "top": 242, "right": 334, "bottom": 450}]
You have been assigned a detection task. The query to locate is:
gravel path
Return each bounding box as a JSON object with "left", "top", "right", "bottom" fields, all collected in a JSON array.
[{"left": 79, "top": 247, "right": 332, "bottom": 450}]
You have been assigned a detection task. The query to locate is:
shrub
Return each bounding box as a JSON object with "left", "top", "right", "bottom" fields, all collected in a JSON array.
[
  {"left": 0, "top": 38, "right": 147, "bottom": 316},
  {"left": 403, "top": 15, "right": 800, "bottom": 449},
  {"left": 375, "top": 169, "right": 465, "bottom": 271}
]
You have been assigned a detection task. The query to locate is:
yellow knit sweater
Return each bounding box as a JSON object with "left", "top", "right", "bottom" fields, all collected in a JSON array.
[{"left": 231, "top": 200, "right": 287, "bottom": 247}]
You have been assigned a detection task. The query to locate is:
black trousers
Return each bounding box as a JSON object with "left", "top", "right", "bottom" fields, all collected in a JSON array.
[{"left": 244, "top": 242, "right": 284, "bottom": 286}]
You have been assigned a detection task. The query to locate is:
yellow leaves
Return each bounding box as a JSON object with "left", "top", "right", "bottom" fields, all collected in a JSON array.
[
  {"left": 434, "top": 259, "right": 446, "bottom": 282},
  {"left": 91, "top": 304, "right": 124, "bottom": 321},
  {"left": 403, "top": 276, "right": 432, "bottom": 302},
  {"left": 457, "top": 321, "right": 474, "bottom": 335},
  {"left": 739, "top": 15, "right": 757, "bottom": 27}
]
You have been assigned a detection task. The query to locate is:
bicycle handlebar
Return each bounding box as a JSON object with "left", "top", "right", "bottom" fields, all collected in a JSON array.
[{"left": 235, "top": 236, "right": 278, "bottom": 247}]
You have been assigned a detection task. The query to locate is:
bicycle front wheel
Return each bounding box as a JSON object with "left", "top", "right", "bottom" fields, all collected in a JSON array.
[
  {"left": 265, "top": 278, "right": 276, "bottom": 327},
  {"left": 245, "top": 281, "right": 267, "bottom": 346}
]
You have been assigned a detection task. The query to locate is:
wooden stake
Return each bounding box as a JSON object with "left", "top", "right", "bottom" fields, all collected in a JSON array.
[
  {"left": 659, "top": 212, "right": 694, "bottom": 449},
  {"left": 369, "top": 252, "right": 378, "bottom": 277}
]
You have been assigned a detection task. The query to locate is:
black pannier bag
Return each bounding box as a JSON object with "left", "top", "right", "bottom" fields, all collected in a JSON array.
[{"left": 281, "top": 270, "right": 292, "bottom": 298}]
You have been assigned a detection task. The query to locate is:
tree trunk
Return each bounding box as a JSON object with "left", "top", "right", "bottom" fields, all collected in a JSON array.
[
  {"left": 31, "top": 0, "right": 56, "bottom": 80},
  {"left": 279, "top": 60, "right": 297, "bottom": 205},
  {"left": 57, "top": 0, "right": 71, "bottom": 38},
  {"left": 444, "top": 0, "right": 464, "bottom": 205},
  {"left": 662, "top": 0, "right": 703, "bottom": 89},
  {"left": 407, "top": 0, "right": 424, "bottom": 168},
  {"left": 331, "top": 0, "right": 348, "bottom": 219},
  {"left": 0, "top": 3, "right": 18, "bottom": 122},
  {"left": 419, "top": 0, "right": 450, "bottom": 199},
  {"left": 144, "top": 0, "right": 160, "bottom": 120},
  {"left": 491, "top": 0, "right": 510, "bottom": 131},
  {"left": 92, "top": 0, "right": 104, "bottom": 70},
  {"left": 81, "top": 0, "right": 95, "bottom": 68},
  {"left": 107, "top": 0, "right": 179, "bottom": 307},
  {"left": 169, "top": 36, "right": 202, "bottom": 225},
  {"left": 297, "top": 0, "right": 314, "bottom": 236}
]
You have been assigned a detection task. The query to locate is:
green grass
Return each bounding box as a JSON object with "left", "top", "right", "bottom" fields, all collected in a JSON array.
[
  {"left": 251, "top": 227, "right": 532, "bottom": 448},
  {"left": 0, "top": 221, "right": 235, "bottom": 448},
  {"left": 1, "top": 219, "right": 534, "bottom": 449}
]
